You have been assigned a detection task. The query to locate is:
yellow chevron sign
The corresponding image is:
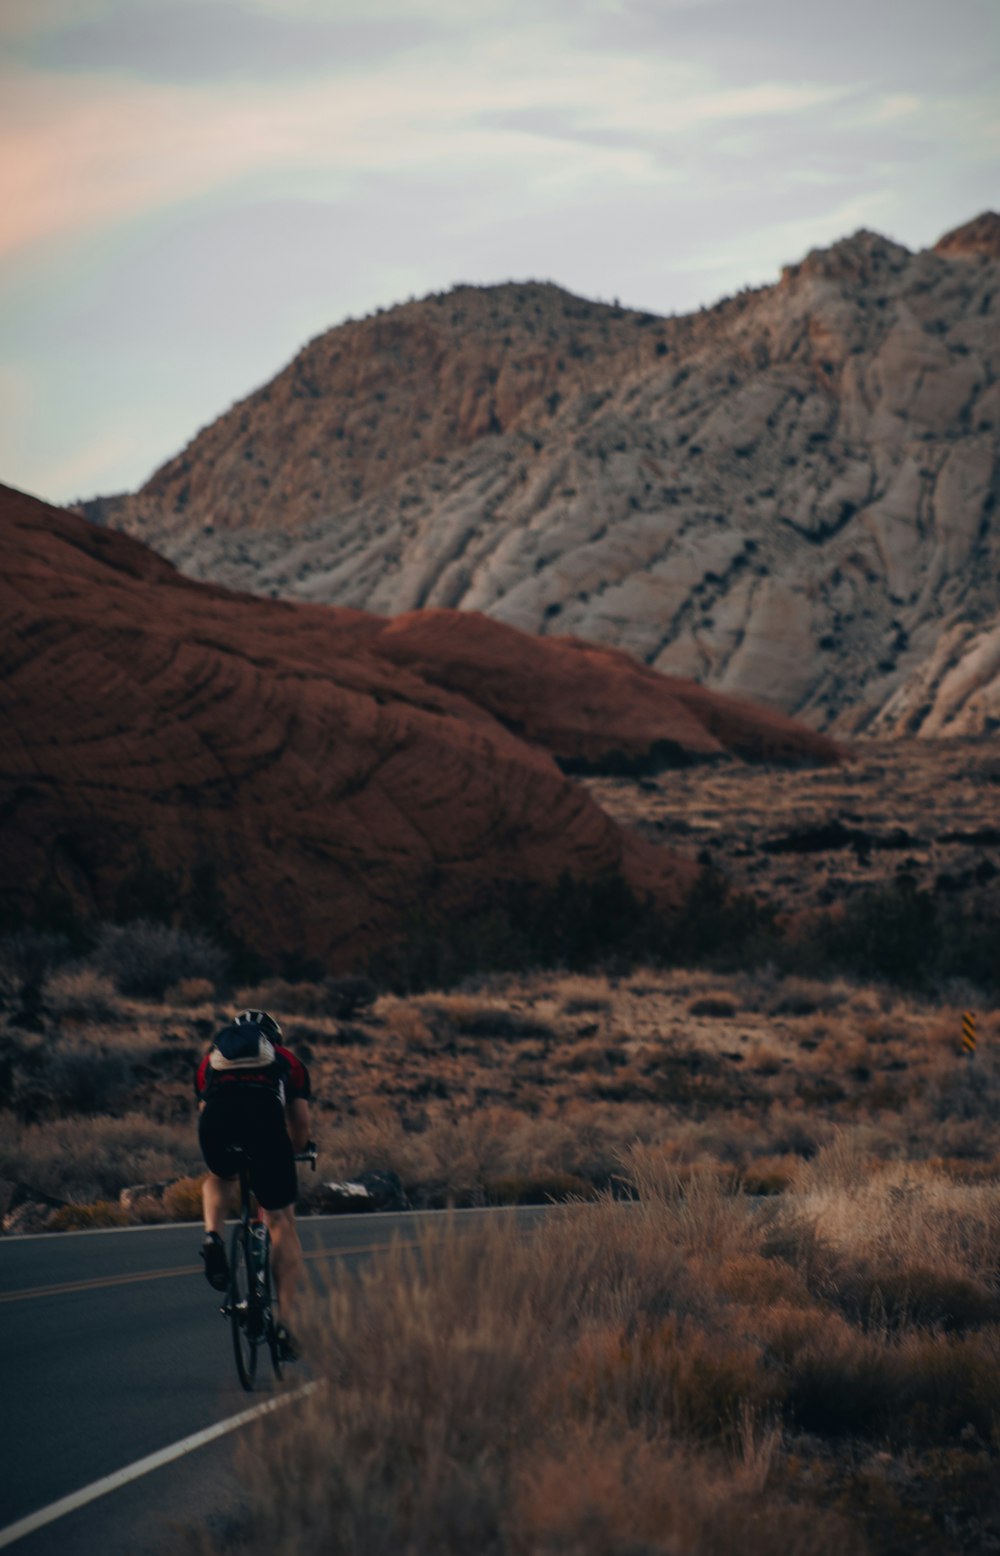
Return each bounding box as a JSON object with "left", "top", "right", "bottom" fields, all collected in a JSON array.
[{"left": 962, "top": 1011, "right": 977, "bottom": 1055}]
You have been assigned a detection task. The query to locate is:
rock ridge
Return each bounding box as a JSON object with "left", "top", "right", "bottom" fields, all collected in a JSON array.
[{"left": 82, "top": 214, "right": 1000, "bottom": 738}]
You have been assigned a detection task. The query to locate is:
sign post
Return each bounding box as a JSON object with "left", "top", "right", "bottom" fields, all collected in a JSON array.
[{"left": 962, "top": 1011, "right": 977, "bottom": 1057}]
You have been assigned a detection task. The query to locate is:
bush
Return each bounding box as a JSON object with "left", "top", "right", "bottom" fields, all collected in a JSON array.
[
  {"left": 687, "top": 992, "right": 741, "bottom": 1018},
  {"left": 484, "top": 1171, "right": 595, "bottom": 1205},
  {"left": 0, "top": 1112, "right": 198, "bottom": 1203},
  {"left": 234, "top": 976, "right": 377, "bottom": 1021},
  {"left": 814, "top": 882, "right": 1000, "bottom": 991},
  {"left": 0, "top": 930, "right": 73, "bottom": 985},
  {"left": 94, "top": 921, "right": 228, "bottom": 999},
  {"left": 164, "top": 977, "right": 216, "bottom": 1007},
  {"left": 48, "top": 1200, "right": 133, "bottom": 1230},
  {"left": 44, "top": 967, "right": 122, "bottom": 1023},
  {"left": 0, "top": 930, "right": 75, "bottom": 1028},
  {"left": 51, "top": 1048, "right": 134, "bottom": 1114},
  {"left": 161, "top": 1175, "right": 204, "bottom": 1220}
]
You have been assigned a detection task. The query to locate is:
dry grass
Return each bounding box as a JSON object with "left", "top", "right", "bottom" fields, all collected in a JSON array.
[
  {"left": 176, "top": 1153, "right": 1000, "bottom": 1555},
  {"left": 0, "top": 1112, "right": 199, "bottom": 1204},
  {"left": 4, "top": 957, "right": 1000, "bottom": 1237},
  {"left": 7, "top": 944, "right": 1000, "bottom": 1548},
  {"left": 43, "top": 966, "right": 123, "bottom": 1024}
]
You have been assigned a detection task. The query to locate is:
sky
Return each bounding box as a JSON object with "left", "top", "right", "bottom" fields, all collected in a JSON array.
[{"left": 1, "top": 0, "right": 998, "bottom": 505}]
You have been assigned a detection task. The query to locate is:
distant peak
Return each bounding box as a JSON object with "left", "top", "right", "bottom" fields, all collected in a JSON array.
[
  {"left": 781, "top": 226, "right": 910, "bottom": 287},
  {"left": 935, "top": 211, "right": 1000, "bottom": 260}
]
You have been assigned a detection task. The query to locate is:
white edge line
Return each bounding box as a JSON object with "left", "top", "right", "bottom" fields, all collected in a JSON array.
[{"left": 0, "top": 1381, "right": 320, "bottom": 1551}]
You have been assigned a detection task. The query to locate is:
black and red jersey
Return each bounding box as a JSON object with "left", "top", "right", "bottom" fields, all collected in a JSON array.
[{"left": 196, "top": 1042, "right": 311, "bottom": 1108}]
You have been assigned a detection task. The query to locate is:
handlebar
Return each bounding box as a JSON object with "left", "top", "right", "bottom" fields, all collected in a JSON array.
[{"left": 294, "top": 1142, "right": 318, "bottom": 1171}]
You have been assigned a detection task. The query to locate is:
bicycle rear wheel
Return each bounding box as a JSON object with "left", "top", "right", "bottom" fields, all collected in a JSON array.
[{"left": 229, "top": 1224, "right": 258, "bottom": 1391}]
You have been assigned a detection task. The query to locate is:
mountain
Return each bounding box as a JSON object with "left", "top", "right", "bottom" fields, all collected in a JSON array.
[
  {"left": 81, "top": 213, "right": 1000, "bottom": 738},
  {"left": 0, "top": 484, "right": 836, "bottom": 972}
]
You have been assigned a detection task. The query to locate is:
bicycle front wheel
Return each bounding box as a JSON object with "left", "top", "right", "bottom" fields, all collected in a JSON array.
[
  {"left": 261, "top": 1234, "right": 284, "bottom": 1383},
  {"left": 229, "top": 1224, "right": 258, "bottom": 1391}
]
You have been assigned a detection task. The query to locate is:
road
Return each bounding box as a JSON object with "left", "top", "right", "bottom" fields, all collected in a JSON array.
[{"left": 0, "top": 1208, "right": 544, "bottom": 1555}]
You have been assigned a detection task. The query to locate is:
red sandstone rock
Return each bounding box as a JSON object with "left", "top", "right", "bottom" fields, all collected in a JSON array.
[
  {"left": 0, "top": 484, "right": 697, "bottom": 968},
  {"left": 1, "top": 483, "right": 839, "bottom": 969},
  {"left": 371, "top": 610, "right": 841, "bottom": 769}
]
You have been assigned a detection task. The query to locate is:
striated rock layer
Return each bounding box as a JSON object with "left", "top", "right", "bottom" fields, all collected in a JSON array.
[
  {"left": 86, "top": 212, "right": 1000, "bottom": 739},
  {"left": 0, "top": 485, "right": 836, "bottom": 969},
  {"left": 371, "top": 610, "right": 840, "bottom": 771}
]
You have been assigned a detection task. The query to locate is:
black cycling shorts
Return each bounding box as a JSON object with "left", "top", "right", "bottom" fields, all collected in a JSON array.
[{"left": 198, "top": 1088, "right": 297, "bottom": 1211}]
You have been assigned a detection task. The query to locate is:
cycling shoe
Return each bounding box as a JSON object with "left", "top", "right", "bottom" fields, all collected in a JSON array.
[
  {"left": 274, "top": 1322, "right": 302, "bottom": 1362},
  {"left": 200, "top": 1231, "right": 229, "bottom": 1291}
]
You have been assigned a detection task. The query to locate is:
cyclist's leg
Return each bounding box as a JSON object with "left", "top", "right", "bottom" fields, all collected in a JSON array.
[
  {"left": 262, "top": 1204, "right": 304, "bottom": 1328},
  {"left": 249, "top": 1103, "right": 302, "bottom": 1337},
  {"left": 202, "top": 1171, "right": 236, "bottom": 1236},
  {"left": 199, "top": 1102, "right": 240, "bottom": 1231},
  {"left": 197, "top": 1100, "right": 240, "bottom": 1287}
]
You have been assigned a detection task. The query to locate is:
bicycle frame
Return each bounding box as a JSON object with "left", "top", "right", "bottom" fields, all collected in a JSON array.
[{"left": 221, "top": 1143, "right": 317, "bottom": 1391}]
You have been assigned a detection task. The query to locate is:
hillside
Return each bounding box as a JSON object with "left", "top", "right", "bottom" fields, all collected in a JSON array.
[
  {"left": 82, "top": 214, "right": 1000, "bottom": 738},
  {"left": 0, "top": 483, "right": 841, "bottom": 972}
]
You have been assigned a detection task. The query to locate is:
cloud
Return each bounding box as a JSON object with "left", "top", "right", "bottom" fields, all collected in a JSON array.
[
  {"left": 0, "top": 19, "right": 850, "bottom": 263},
  {"left": 15, "top": 0, "right": 442, "bottom": 82},
  {"left": 869, "top": 94, "right": 922, "bottom": 123},
  {"left": 2, "top": 0, "right": 998, "bottom": 499}
]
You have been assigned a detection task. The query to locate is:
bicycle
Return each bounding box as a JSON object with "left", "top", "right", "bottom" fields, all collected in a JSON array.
[{"left": 222, "top": 1142, "right": 317, "bottom": 1391}]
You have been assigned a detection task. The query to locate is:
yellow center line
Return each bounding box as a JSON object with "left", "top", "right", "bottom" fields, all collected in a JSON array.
[{"left": 0, "top": 1238, "right": 420, "bottom": 1304}]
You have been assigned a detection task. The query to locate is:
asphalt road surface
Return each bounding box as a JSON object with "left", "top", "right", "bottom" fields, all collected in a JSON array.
[{"left": 0, "top": 1208, "right": 546, "bottom": 1555}]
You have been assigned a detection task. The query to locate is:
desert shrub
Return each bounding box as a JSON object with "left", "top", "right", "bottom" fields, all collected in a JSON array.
[
  {"left": 667, "top": 871, "right": 780, "bottom": 971},
  {"left": 484, "top": 1171, "right": 595, "bottom": 1205},
  {"left": 170, "top": 1201, "right": 861, "bottom": 1556},
  {"left": 0, "top": 930, "right": 76, "bottom": 1028},
  {"left": 568, "top": 1316, "right": 782, "bottom": 1446},
  {"left": 42, "top": 1047, "right": 133, "bottom": 1115},
  {"left": 559, "top": 993, "right": 613, "bottom": 1016},
  {"left": 48, "top": 1200, "right": 133, "bottom": 1230},
  {"left": 364, "top": 870, "right": 681, "bottom": 991},
  {"left": 510, "top": 1426, "right": 854, "bottom": 1556},
  {"left": 380, "top": 1004, "right": 435, "bottom": 1049},
  {"left": 44, "top": 966, "right": 122, "bottom": 1023},
  {"left": 779, "top": 1312, "right": 1000, "bottom": 1445},
  {"left": 235, "top": 976, "right": 377, "bottom": 1021},
  {"left": 687, "top": 991, "right": 740, "bottom": 1018},
  {"left": 741, "top": 1155, "right": 799, "bottom": 1196},
  {"left": 814, "top": 881, "right": 1000, "bottom": 991},
  {"left": 893, "top": 1329, "right": 1000, "bottom": 1444},
  {"left": 0, "top": 1111, "right": 198, "bottom": 1203},
  {"left": 164, "top": 976, "right": 216, "bottom": 1006},
  {"left": 94, "top": 920, "right": 228, "bottom": 998},
  {"left": 931, "top": 1042, "right": 1000, "bottom": 1122},
  {"left": 0, "top": 930, "right": 73, "bottom": 985},
  {"left": 768, "top": 976, "right": 847, "bottom": 1016},
  {"left": 422, "top": 997, "right": 555, "bottom": 1042},
  {"left": 324, "top": 977, "right": 378, "bottom": 1019},
  {"left": 714, "top": 1251, "right": 811, "bottom": 1307},
  {"left": 776, "top": 1308, "right": 898, "bottom": 1437},
  {"left": 7, "top": 1042, "right": 144, "bottom": 1120},
  {"left": 854, "top": 1266, "right": 999, "bottom": 1333},
  {"left": 161, "top": 1175, "right": 204, "bottom": 1220}
]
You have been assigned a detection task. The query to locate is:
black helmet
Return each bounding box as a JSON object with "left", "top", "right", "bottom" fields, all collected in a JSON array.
[{"left": 234, "top": 1009, "right": 282, "bottom": 1041}]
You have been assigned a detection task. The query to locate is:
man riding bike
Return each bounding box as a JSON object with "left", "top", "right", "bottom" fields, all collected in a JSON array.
[{"left": 195, "top": 1009, "right": 312, "bottom": 1361}]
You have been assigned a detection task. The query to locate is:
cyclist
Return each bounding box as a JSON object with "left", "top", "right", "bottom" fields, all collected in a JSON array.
[{"left": 195, "top": 1009, "right": 312, "bottom": 1360}]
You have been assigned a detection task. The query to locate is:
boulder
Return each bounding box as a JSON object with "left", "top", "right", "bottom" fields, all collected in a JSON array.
[{"left": 313, "top": 1171, "right": 409, "bottom": 1214}]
